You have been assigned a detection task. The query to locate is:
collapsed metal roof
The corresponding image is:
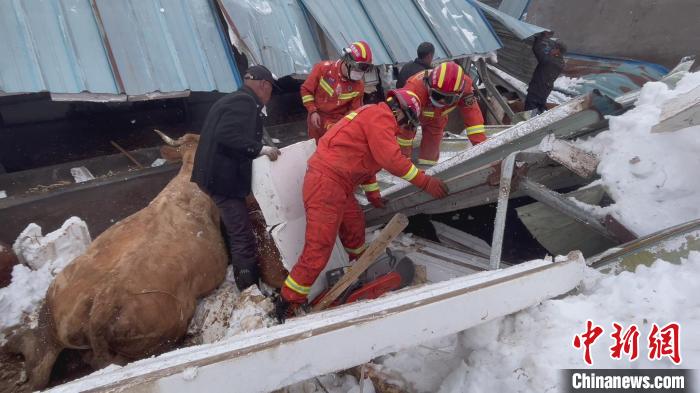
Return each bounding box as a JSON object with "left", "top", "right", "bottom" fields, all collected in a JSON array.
[
  {"left": 302, "top": 0, "right": 502, "bottom": 64},
  {"left": 1, "top": 0, "right": 505, "bottom": 101},
  {"left": 218, "top": 0, "right": 322, "bottom": 76},
  {"left": 0, "top": 0, "right": 241, "bottom": 101}
]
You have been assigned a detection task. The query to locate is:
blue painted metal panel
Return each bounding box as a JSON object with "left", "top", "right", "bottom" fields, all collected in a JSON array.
[
  {"left": 563, "top": 53, "right": 668, "bottom": 98},
  {"left": 94, "top": 0, "right": 239, "bottom": 96},
  {"left": 300, "top": 0, "right": 393, "bottom": 64},
  {"left": 0, "top": 0, "right": 117, "bottom": 94},
  {"left": 413, "top": 0, "right": 502, "bottom": 58},
  {"left": 219, "top": 0, "right": 322, "bottom": 77},
  {"left": 303, "top": 0, "right": 501, "bottom": 66},
  {"left": 498, "top": 0, "right": 531, "bottom": 20},
  {"left": 361, "top": 0, "right": 449, "bottom": 62},
  {"left": 477, "top": 1, "right": 545, "bottom": 40}
]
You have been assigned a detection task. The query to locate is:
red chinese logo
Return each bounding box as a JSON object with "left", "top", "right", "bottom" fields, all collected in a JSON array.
[
  {"left": 610, "top": 323, "right": 640, "bottom": 361},
  {"left": 573, "top": 321, "right": 681, "bottom": 365},
  {"left": 648, "top": 322, "right": 681, "bottom": 364},
  {"left": 573, "top": 320, "right": 604, "bottom": 365}
]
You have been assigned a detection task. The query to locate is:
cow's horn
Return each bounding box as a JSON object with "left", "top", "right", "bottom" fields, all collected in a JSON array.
[{"left": 153, "top": 129, "right": 181, "bottom": 146}]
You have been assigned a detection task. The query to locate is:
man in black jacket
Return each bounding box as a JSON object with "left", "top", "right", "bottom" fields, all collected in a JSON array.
[
  {"left": 191, "top": 65, "right": 281, "bottom": 291},
  {"left": 396, "top": 42, "right": 435, "bottom": 88},
  {"left": 524, "top": 32, "right": 567, "bottom": 114}
]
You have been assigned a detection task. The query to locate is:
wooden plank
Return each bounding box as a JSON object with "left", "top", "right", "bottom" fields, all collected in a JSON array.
[
  {"left": 313, "top": 213, "right": 409, "bottom": 311},
  {"left": 538, "top": 134, "right": 599, "bottom": 178},
  {"left": 45, "top": 254, "right": 585, "bottom": 393}
]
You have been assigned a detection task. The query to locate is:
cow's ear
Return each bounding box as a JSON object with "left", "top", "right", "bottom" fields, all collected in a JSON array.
[{"left": 160, "top": 146, "right": 182, "bottom": 162}]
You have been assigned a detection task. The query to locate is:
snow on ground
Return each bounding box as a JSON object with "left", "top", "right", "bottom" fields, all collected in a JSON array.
[
  {"left": 577, "top": 71, "right": 700, "bottom": 236},
  {"left": 0, "top": 217, "right": 90, "bottom": 334}
]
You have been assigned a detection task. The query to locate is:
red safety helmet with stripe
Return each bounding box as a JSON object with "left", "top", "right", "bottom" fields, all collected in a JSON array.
[
  {"left": 386, "top": 88, "right": 421, "bottom": 130},
  {"left": 425, "top": 62, "right": 465, "bottom": 108},
  {"left": 343, "top": 41, "right": 373, "bottom": 72}
]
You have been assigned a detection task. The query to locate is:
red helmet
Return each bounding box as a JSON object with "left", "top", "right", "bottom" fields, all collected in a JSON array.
[
  {"left": 426, "top": 62, "right": 465, "bottom": 107},
  {"left": 386, "top": 89, "right": 421, "bottom": 129},
  {"left": 343, "top": 41, "right": 373, "bottom": 72}
]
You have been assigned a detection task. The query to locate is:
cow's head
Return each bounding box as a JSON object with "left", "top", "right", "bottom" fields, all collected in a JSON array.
[{"left": 154, "top": 130, "right": 200, "bottom": 170}]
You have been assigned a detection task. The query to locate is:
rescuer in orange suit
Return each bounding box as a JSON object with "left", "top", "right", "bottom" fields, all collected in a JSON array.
[
  {"left": 278, "top": 89, "right": 449, "bottom": 312},
  {"left": 300, "top": 41, "right": 373, "bottom": 142},
  {"left": 399, "top": 61, "right": 487, "bottom": 165}
]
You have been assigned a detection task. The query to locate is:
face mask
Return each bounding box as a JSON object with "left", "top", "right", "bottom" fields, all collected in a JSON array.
[{"left": 349, "top": 70, "right": 364, "bottom": 81}]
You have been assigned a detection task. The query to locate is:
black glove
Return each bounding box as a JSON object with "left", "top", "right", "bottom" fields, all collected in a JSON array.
[{"left": 274, "top": 296, "right": 291, "bottom": 323}]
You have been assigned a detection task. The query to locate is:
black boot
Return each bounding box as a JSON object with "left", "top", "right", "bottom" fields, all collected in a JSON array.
[{"left": 233, "top": 262, "right": 260, "bottom": 292}]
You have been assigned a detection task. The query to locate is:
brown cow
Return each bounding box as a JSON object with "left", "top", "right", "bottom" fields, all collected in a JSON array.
[{"left": 5, "top": 132, "right": 227, "bottom": 390}]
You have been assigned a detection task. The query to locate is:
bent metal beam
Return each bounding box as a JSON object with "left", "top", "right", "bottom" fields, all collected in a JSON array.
[{"left": 47, "top": 254, "right": 585, "bottom": 393}]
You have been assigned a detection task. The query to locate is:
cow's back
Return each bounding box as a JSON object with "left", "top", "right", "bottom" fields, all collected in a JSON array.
[{"left": 48, "top": 174, "right": 227, "bottom": 358}]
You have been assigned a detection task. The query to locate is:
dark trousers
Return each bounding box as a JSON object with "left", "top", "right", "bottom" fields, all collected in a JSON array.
[
  {"left": 211, "top": 195, "right": 257, "bottom": 268},
  {"left": 524, "top": 94, "right": 547, "bottom": 114}
]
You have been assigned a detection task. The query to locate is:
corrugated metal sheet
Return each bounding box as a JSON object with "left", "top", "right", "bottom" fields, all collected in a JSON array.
[
  {"left": 477, "top": 1, "right": 544, "bottom": 40},
  {"left": 94, "top": 0, "right": 240, "bottom": 97},
  {"left": 498, "top": 0, "right": 531, "bottom": 19},
  {"left": 362, "top": 0, "right": 449, "bottom": 60},
  {"left": 218, "top": 0, "right": 322, "bottom": 77},
  {"left": 300, "top": 0, "right": 393, "bottom": 64},
  {"left": 0, "top": 0, "right": 117, "bottom": 95},
  {"left": 0, "top": 0, "right": 240, "bottom": 100},
  {"left": 413, "top": 0, "right": 502, "bottom": 59},
  {"left": 302, "top": 0, "right": 501, "bottom": 65},
  {"left": 561, "top": 54, "right": 667, "bottom": 98}
]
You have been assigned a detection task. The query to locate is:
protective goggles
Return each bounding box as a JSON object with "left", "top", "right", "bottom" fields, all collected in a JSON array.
[
  {"left": 429, "top": 89, "right": 461, "bottom": 107},
  {"left": 345, "top": 57, "right": 373, "bottom": 72}
]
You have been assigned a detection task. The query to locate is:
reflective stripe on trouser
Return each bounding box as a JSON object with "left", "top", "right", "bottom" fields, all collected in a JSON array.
[
  {"left": 286, "top": 168, "right": 365, "bottom": 293},
  {"left": 419, "top": 116, "right": 448, "bottom": 163},
  {"left": 308, "top": 112, "right": 343, "bottom": 142},
  {"left": 397, "top": 127, "right": 417, "bottom": 158}
]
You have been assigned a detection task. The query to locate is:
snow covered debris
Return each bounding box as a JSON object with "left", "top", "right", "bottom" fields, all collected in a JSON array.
[
  {"left": 187, "top": 266, "right": 275, "bottom": 344},
  {"left": 1, "top": 217, "right": 90, "bottom": 331},
  {"left": 12, "top": 216, "right": 91, "bottom": 271},
  {"left": 378, "top": 251, "right": 700, "bottom": 392},
  {"left": 579, "top": 71, "right": 700, "bottom": 236}
]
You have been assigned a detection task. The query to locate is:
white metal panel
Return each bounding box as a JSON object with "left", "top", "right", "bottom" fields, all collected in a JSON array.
[
  {"left": 251, "top": 140, "right": 316, "bottom": 226},
  {"left": 252, "top": 139, "right": 349, "bottom": 298},
  {"left": 46, "top": 254, "right": 585, "bottom": 393}
]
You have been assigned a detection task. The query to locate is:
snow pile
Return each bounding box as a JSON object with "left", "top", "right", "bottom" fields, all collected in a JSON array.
[
  {"left": 378, "top": 252, "right": 700, "bottom": 392},
  {"left": 554, "top": 75, "right": 587, "bottom": 92},
  {"left": 187, "top": 266, "right": 275, "bottom": 344},
  {"left": 578, "top": 71, "right": 700, "bottom": 236},
  {"left": 0, "top": 217, "right": 90, "bottom": 331}
]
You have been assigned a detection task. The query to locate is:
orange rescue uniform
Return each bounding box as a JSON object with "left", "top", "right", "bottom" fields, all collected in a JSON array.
[
  {"left": 400, "top": 70, "right": 486, "bottom": 165},
  {"left": 300, "top": 60, "right": 365, "bottom": 141},
  {"left": 282, "top": 103, "right": 426, "bottom": 303}
]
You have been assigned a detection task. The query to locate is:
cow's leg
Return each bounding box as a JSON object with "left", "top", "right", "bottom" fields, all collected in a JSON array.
[
  {"left": 4, "top": 303, "right": 62, "bottom": 390},
  {"left": 89, "top": 290, "right": 186, "bottom": 367}
]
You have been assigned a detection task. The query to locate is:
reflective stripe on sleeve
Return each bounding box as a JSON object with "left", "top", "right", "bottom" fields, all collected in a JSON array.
[
  {"left": 302, "top": 95, "right": 314, "bottom": 103},
  {"left": 284, "top": 275, "right": 311, "bottom": 295},
  {"left": 422, "top": 111, "right": 435, "bottom": 118},
  {"left": 345, "top": 111, "right": 358, "bottom": 120},
  {"left": 401, "top": 164, "right": 419, "bottom": 181}
]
